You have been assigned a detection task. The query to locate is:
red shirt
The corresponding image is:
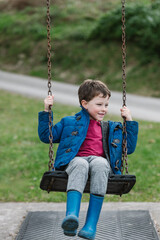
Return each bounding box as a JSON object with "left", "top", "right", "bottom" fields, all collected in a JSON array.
[{"left": 76, "top": 119, "right": 105, "bottom": 157}]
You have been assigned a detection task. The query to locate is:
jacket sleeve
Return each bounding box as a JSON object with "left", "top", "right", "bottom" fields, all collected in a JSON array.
[
  {"left": 126, "top": 121, "right": 138, "bottom": 154},
  {"left": 38, "top": 111, "right": 63, "bottom": 144}
]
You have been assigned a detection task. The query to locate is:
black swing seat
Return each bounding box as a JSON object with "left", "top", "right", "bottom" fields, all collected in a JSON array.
[{"left": 40, "top": 171, "right": 136, "bottom": 196}]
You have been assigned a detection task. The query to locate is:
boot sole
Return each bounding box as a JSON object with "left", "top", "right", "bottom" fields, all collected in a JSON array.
[
  {"left": 62, "top": 215, "right": 79, "bottom": 236},
  {"left": 78, "top": 230, "right": 95, "bottom": 240},
  {"left": 64, "top": 229, "right": 77, "bottom": 236}
]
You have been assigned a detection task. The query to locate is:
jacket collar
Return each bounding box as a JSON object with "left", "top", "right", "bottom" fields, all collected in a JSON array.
[
  {"left": 79, "top": 105, "right": 90, "bottom": 119},
  {"left": 80, "top": 105, "right": 88, "bottom": 112},
  {"left": 80, "top": 105, "right": 102, "bottom": 124}
]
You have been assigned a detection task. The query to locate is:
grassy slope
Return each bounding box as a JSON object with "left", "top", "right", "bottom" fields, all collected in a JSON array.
[
  {"left": 0, "top": 90, "right": 159, "bottom": 202},
  {"left": 0, "top": 0, "right": 160, "bottom": 97}
]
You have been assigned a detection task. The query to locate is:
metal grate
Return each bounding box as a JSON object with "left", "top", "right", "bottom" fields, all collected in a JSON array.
[{"left": 16, "top": 211, "right": 159, "bottom": 240}]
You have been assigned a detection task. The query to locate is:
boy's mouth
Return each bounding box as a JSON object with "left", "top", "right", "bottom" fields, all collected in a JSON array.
[{"left": 98, "top": 113, "right": 105, "bottom": 117}]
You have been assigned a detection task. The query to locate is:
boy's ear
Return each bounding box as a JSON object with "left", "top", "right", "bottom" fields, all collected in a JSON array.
[{"left": 81, "top": 100, "right": 88, "bottom": 109}]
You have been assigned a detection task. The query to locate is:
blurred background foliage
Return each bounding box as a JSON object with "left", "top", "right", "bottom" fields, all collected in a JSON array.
[
  {"left": 0, "top": 0, "right": 160, "bottom": 97},
  {"left": 90, "top": 1, "right": 160, "bottom": 57}
]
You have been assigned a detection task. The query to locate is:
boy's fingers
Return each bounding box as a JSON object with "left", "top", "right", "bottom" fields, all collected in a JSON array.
[{"left": 47, "top": 95, "right": 54, "bottom": 99}]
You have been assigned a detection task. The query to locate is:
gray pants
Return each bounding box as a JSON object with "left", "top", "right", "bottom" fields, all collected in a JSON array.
[{"left": 66, "top": 156, "right": 112, "bottom": 196}]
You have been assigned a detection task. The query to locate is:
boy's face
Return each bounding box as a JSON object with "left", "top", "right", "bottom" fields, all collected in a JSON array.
[{"left": 81, "top": 93, "right": 110, "bottom": 121}]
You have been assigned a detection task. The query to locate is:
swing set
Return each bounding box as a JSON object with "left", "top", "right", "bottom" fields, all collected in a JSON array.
[{"left": 40, "top": 0, "right": 136, "bottom": 196}]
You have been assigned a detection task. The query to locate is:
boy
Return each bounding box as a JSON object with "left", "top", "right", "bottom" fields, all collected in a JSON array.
[{"left": 38, "top": 79, "right": 138, "bottom": 240}]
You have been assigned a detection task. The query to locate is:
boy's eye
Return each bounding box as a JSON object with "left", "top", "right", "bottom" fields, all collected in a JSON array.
[{"left": 97, "top": 104, "right": 102, "bottom": 106}]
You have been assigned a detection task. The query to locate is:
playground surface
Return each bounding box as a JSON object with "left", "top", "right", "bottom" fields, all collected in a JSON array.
[{"left": 0, "top": 202, "right": 160, "bottom": 239}]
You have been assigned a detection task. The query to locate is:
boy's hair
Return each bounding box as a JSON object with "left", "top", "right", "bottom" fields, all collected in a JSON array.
[{"left": 78, "top": 79, "right": 111, "bottom": 105}]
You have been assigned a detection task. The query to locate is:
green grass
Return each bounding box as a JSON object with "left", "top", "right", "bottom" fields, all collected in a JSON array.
[
  {"left": 0, "top": 90, "right": 159, "bottom": 202},
  {"left": 0, "top": 0, "right": 160, "bottom": 97}
]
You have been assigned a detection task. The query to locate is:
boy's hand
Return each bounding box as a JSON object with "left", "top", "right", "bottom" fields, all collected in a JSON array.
[
  {"left": 44, "top": 95, "right": 54, "bottom": 112},
  {"left": 120, "top": 106, "right": 132, "bottom": 121}
]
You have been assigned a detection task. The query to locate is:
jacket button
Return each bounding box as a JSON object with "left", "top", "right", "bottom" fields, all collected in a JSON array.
[
  {"left": 115, "top": 160, "right": 120, "bottom": 171},
  {"left": 76, "top": 116, "right": 81, "bottom": 120},
  {"left": 71, "top": 131, "right": 78, "bottom": 136},
  {"left": 113, "top": 139, "right": 120, "bottom": 144},
  {"left": 115, "top": 166, "right": 119, "bottom": 171},
  {"left": 111, "top": 142, "right": 117, "bottom": 148},
  {"left": 66, "top": 148, "right": 71, "bottom": 153}
]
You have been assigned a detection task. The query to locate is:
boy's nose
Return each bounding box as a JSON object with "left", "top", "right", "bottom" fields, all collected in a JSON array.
[{"left": 102, "top": 106, "right": 106, "bottom": 112}]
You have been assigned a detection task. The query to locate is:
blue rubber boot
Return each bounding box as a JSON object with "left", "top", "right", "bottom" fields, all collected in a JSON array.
[
  {"left": 78, "top": 194, "right": 104, "bottom": 240},
  {"left": 61, "top": 190, "right": 82, "bottom": 236}
]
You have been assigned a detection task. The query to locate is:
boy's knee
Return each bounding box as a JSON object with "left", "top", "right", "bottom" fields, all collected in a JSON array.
[
  {"left": 90, "top": 158, "right": 111, "bottom": 173},
  {"left": 66, "top": 158, "right": 89, "bottom": 175},
  {"left": 76, "top": 159, "right": 89, "bottom": 174}
]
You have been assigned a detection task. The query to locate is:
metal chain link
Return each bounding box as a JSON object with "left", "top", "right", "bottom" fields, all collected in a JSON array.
[
  {"left": 46, "top": 0, "right": 54, "bottom": 171},
  {"left": 121, "top": 0, "right": 128, "bottom": 174}
]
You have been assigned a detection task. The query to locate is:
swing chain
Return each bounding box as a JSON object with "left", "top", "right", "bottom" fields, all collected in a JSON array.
[
  {"left": 121, "top": 0, "right": 128, "bottom": 174},
  {"left": 47, "top": 0, "right": 52, "bottom": 96},
  {"left": 47, "top": 0, "right": 54, "bottom": 171},
  {"left": 45, "top": 0, "right": 128, "bottom": 173}
]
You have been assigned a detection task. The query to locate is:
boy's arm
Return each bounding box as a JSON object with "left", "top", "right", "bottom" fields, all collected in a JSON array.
[
  {"left": 38, "top": 95, "right": 63, "bottom": 143},
  {"left": 126, "top": 121, "right": 138, "bottom": 154},
  {"left": 38, "top": 111, "right": 63, "bottom": 143},
  {"left": 120, "top": 106, "right": 138, "bottom": 154}
]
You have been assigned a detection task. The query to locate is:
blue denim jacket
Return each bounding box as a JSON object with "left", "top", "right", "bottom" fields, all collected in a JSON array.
[{"left": 38, "top": 108, "right": 138, "bottom": 174}]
